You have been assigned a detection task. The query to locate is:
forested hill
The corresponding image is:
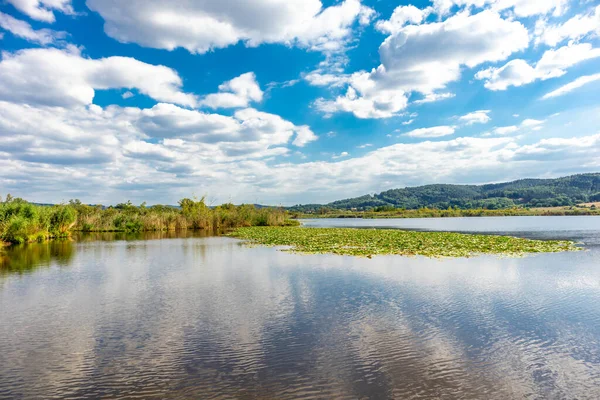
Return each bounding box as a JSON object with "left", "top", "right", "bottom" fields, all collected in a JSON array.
[{"left": 290, "top": 173, "right": 600, "bottom": 211}]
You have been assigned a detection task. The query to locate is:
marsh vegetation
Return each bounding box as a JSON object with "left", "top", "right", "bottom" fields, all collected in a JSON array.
[
  {"left": 0, "top": 195, "right": 297, "bottom": 244},
  {"left": 231, "top": 227, "right": 580, "bottom": 258}
]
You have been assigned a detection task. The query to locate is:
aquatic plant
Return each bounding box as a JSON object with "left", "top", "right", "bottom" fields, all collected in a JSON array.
[
  {"left": 230, "top": 227, "right": 581, "bottom": 258},
  {"left": 1, "top": 196, "right": 296, "bottom": 244}
]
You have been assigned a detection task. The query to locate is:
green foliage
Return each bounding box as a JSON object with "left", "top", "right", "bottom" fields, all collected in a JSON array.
[
  {"left": 290, "top": 173, "right": 600, "bottom": 212},
  {"left": 49, "top": 205, "right": 77, "bottom": 235},
  {"left": 1, "top": 195, "right": 294, "bottom": 244},
  {"left": 231, "top": 227, "right": 581, "bottom": 258}
]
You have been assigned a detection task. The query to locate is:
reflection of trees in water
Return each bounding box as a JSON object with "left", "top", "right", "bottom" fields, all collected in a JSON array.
[
  {"left": 74, "top": 230, "right": 216, "bottom": 242},
  {"left": 0, "top": 241, "right": 74, "bottom": 276},
  {"left": 0, "top": 231, "right": 218, "bottom": 276}
]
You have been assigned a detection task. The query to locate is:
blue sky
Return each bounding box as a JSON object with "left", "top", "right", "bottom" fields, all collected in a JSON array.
[{"left": 0, "top": 0, "right": 599, "bottom": 205}]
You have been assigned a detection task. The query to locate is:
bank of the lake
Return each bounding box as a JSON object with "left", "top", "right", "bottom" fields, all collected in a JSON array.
[
  {"left": 0, "top": 197, "right": 297, "bottom": 245},
  {"left": 293, "top": 205, "right": 600, "bottom": 220}
]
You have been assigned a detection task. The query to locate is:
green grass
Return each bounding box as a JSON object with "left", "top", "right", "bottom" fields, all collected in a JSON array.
[{"left": 230, "top": 227, "right": 581, "bottom": 258}]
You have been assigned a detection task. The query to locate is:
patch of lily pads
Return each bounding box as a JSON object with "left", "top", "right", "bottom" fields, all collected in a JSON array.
[{"left": 230, "top": 227, "right": 581, "bottom": 258}]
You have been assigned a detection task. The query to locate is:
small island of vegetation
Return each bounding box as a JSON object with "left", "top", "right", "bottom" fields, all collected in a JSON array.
[{"left": 230, "top": 227, "right": 580, "bottom": 258}]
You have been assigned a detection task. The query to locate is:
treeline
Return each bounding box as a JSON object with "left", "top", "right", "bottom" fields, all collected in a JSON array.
[
  {"left": 0, "top": 195, "right": 297, "bottom": 244},
  {"left": 289, "top": 173, "right": 600, "bottom": 212},
  {"left": 292, "top": 206, "right": 600, "bottom": 219}
]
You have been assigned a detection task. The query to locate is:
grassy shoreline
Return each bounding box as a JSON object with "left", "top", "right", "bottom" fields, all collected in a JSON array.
[
  {"left": 230, "top": 227, "right": 581, "bottom": 258},
  {"left": 0, "top": 197, "right": 298, "bottom": 245}
]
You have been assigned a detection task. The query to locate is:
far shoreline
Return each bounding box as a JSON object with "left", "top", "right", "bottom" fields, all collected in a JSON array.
[{"left": 293, "top": 206, "right": 600, "bottom": 220}]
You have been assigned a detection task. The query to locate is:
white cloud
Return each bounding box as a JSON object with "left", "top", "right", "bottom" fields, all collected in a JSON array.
[
  {"left": 6, "top": 0, "right": 74, "bottom": 23},
  {"left": 405, "top": 126, "right": 456, "bottom": 138},
  {"left": 534, "top": 5, "right": 600, "bottom": 47},
  {"left": 509, "top": 134, "right": 600, "bottom": 162},
  {"left": 0, "top": 11, "right": 66, "bottom": 45},
  {"left": 303, "top": 71, "right": 351, "bottom": 87},
  {"left": 86, "top": 0, "right": 374, "bottom": 55},
  {"left": 0, "top": 47, "right": 198, "bottom": 107},
  {"left": 122, "top": 91, "right": 134, "bottom": 99},
  {"left": 3, "top": 99, "right": 599, "bottom": 205},
  {"left": 476, "top": 43, "right": 600, "bottom": 90},
  {"left": 0, "top": 99, "right": 316, "bottom": 178},
  {"left": 413, "top": 92, "right": 456, "bottom": 105},
  {"left": 135, "top": 103, "right": 316, "bottom": 148},
  {"left": 332, "top": 151, "right": 349, "bottom": 159},
  {"left": 375, "top": 5, "right": 429, "bottom": 34},
  {"left": 489, "top": 126, "right": 519, "bottom": 135},
  {"left": 315, "top": 9, "right": 528, "bottom": 118},
  {"left": 432, "top": 0, "right": 569, "bottom": 18},
  {"left": 378, "top": 10, "right": 528, "bottom": 93},
  {"left": 292, "top": 126, "right": 318, "bottom": 147},
  {"left": 199, "top": 72, "right": 263, "bottom": 109},
  {"left": 459, "top": 110, "right": 491, "bottom": 125},
  {"left": 402, "top": 119, "right": 414, "bottom": 125},
  {"left": 314, "top": 82, "right": 409, "bottom": 119},
  {"left": 484, "top": 118, "right": 545, "bottom": 136},
  {"left": 542, "top": 73, "right": 600, "bottom": 99},
  {"left": 357, "top": 143, "right": 372, "bottom": 148},
  {"left": 521, "top": 118, "right": 544, "bottom": 128}
]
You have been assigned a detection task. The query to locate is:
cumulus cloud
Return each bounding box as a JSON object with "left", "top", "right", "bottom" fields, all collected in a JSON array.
[
  {"left": 5, "top": 0, "right": 74, "bottom": 23},
  {"left": 2, "top": 97, "right": 599, "bottom": 204},
  {"left": 314, "top": 9, "right": 529, "bottom": 118},
  {"left": 534, "top": 5, "right": 600, "bottom": 47},
  {"left": 2, "top": 0, "right": 600, "bottom": 206},
  {"left": 0, "top": 47, "right": 198, "bottom": 107},
  {"left": 377, "top": 9, "right": 528, "bottom": 93},
  {"left": 0, "top": 11, "right": 66, "bottom": 45},
  {"left": 476, "top": 43, "right": 600, "bottom": 91},
  {"left": 134, "top": 103, "right": 316, "bottom": 148},
  {"left": 303, "top": 71, "right": 351, "bottom": 87},
  {"left": 432, "top": 0, "right": 569, "bottom": 18},
  {"left": 542, "top": 73, "right": 600, "bottom": 99},
  {"left": 0, "top": 100, "right": 317, "bottom": 177},
  {"left": 199, "top": 72, "right": 263, "bottom": 109},
  {"left": 489, "top": 126, "right": 519, "bottom": 135},
  {"left": 314, "top": 82, "right": 409, "bottom": 119},
  {"left": 375, "top": 5, "right": 429, "bottom": 33},
  {"left": 86, "top": 0, "right": 374, "bottom": 55},
  {"left": 459, "top": 110, "right": 491, "bottom": 125},
  {"left": 292, "top": 126, "right": 318, "bottom": 147},
  {"left": 404, "top": 126, "right": 456, "bottom": 138},
  {"left": 484, "top": 118, "right": 545, "bottom": 136}
]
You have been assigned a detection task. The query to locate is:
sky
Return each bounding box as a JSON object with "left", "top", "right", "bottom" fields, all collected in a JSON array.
[{"left": 0, "top": 0, "right": 599, "bottom": 206}]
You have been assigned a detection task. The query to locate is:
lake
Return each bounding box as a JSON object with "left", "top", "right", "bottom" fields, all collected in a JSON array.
[{"left": 1, "top": 217, "right": 600, "bottom": 399}]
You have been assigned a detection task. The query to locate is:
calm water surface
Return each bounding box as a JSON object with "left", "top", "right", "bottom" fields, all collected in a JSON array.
[{"left": 1, "top": 217, "right": 600, "bottom": 399}]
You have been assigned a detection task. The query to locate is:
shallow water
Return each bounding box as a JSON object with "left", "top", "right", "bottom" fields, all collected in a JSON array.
[{"left": 1, "top": 218, "right": 600, "bottom": 399}]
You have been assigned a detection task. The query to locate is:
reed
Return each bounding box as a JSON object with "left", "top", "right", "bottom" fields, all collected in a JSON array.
[{"left": 0, "top": 196, "right": 297, "bottom": 244}]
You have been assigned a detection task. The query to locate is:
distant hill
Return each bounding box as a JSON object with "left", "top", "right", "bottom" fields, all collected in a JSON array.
[{"left": 289, "top": 173, "right": 600, "bottom": 211}]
